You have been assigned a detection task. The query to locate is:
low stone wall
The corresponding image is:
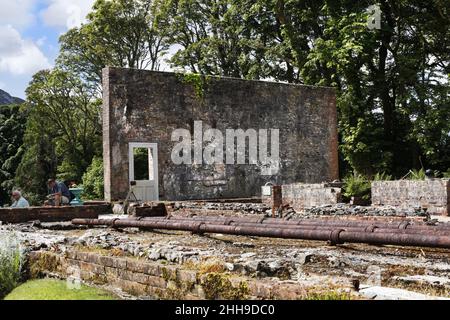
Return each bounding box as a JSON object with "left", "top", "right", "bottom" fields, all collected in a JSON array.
[
  {"left": 371, "top": 179, "right": 450, "bottom": 216},
  {"left": 29, "top": 250, "right": 312, "bottom": 300},
  {"left": 262, "top": 183, "right": 342, "bottom": 212},
  {"left": 0, "top": 205, "right": 111, "bottom": 224}
]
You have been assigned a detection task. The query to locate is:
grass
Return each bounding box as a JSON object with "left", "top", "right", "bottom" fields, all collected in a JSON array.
[{"left": 4, "top": 279, "right": 118, "bottom": 300}]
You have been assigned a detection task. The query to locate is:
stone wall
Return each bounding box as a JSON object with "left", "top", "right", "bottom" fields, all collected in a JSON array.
[
  {"left": 29, "top": 250, "right": 314, "bottom": 300},
  {"left": 371, "top": 179, "right": 450, "bottom": 216},
  {"left": 0, "top": 205, "right": 109, "bottom": 224},
  {"left": 262, "top": 183, "right": 342, "bottom": 212},
  {"left": 103, "top": 67, "right": 338, "bottom": 201}
]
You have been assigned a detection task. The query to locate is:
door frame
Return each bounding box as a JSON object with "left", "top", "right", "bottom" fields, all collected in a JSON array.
[{"left": 128, "top": 142, "right": 159, "bottom": 200}]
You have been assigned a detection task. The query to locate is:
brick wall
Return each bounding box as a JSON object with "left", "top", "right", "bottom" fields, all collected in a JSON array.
[
  {"left": 29, "top": 250, "right": 315, "bottom": 300},
  {"left": 0, "top": 205, "right": 109, "bottom": 224},
  {"left": 103, "top": 67, "right": 338, "bottom": 201},
  {"left": 371, "top": 179, "right": 450, "bottom": 216}
]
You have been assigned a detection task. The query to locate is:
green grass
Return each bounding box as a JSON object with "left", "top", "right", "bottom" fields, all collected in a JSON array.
[{"left": 4, "top": 279, "right": 118, "bottom": 300}]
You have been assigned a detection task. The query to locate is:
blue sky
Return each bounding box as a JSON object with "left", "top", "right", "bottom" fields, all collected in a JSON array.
[{"left": 0, "top": 0, "right": 95, "bottom": 98}]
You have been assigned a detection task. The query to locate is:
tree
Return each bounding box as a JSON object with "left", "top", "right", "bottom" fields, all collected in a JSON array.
[
  {"left": 163, "top": 0, "right": 450, "bottom": 177},
  {"left": 302, "top": 0, "right": 449, "bottom": 176},
  {"left": 0, "top": 104, "right": 27, "bottom": 205},
  {"left": 15, "top": 69, "right": 102, "bottom": 204},
  {"left": 58, "top": 0, "right": 170, "bottom": 87}
]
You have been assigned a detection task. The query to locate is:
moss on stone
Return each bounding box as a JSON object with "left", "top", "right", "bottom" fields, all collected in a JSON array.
[
  {"left": 304, "top": 290, "right": 353, "bottom": 300},
  {"left": 201, "top": 272, "right": 249, "bottom": 300},
  {"left": 29, "top": 252, "right": 61, "bottom": 279},
  {"left": 177, "top": 72, "right": 211, "bottom": 100}
]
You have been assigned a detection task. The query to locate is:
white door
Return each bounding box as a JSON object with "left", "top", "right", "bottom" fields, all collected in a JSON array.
[{"left": 128, "top": 143, "right": 159, "bottom": 201}]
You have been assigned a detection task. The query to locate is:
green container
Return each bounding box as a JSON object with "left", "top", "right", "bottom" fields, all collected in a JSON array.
[{"left": 69, "top": 188, "right": 84, "bottom": 206}]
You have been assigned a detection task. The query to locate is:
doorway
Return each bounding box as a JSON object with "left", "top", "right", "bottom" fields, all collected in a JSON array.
[{"left": 128, "top": 143, "right": 159, "bottom": 201}]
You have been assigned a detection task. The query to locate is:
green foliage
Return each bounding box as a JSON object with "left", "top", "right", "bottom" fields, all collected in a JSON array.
[
  {"left": 177, "top": 73, "right": 210, "bottom": 99},
  {"left": 200, "top": 272, "right": 249, "bottom": 300},
  {"left": 58, "top": 0, "right": 170, "bottom": 86},
  {"left": 343, "top": 174, "right": 371, "bottom": 200},
  {"left": 15, "top": 69, "right": 102, "bottom": 204},
  {"left": 305, "top": 290, "right": 352, "bottom": 300},
  {"left": 0, "top": 234, "right": 23, "bottom": 299},
  {"left": 0, "top": 104, "right": 27, "bottom": 205},
  {"left": 409, "top": 168, "right": 426, "bottom": 181},
  {"left": 373, "top": 172, "right": 392, "bottom": 181},
  {"left": 82, "top": 156, "right": 104, "bottom": 200},
  {"left": 4, "top": 279, "right": 117, "bottom": 300},
  {"left": 444, "top": 169, "right": 450, "bottom": 179},
  {"left": 162, "top": 0, "right": 450, "bottom": 177}
]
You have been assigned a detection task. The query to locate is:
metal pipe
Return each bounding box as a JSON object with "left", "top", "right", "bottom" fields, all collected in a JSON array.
[
  {"left": 137, "top": 216, "right": 450, "bottom": 236},
  {"left": 145, "top": 215, "right": 450, "bottom": 232},
  {"left": 72, "top": 218, "right": 450, "bottom": 249}
]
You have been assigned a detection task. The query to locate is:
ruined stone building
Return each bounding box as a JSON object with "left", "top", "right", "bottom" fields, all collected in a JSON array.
[{"left": 102, "top": 67, "right": 338, "bottom": 201}]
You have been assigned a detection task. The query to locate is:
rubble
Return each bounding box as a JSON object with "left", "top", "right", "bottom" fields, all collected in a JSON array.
[
  {"left": 2, "top": 206, "right": 450, "bottom": 300},
  {"left": 289, "top": 204, "right": 427, "bottom": 218}
]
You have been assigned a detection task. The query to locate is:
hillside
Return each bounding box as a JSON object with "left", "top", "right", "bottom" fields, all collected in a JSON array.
[{"left": 0, "top": 89, "right": 25, "bottom": 105}]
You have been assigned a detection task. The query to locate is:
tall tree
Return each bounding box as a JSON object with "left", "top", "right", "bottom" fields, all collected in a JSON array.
[
  {"left": 15, "top": 69, "right": 102, "bottom": 203},
  {"left": 163, "top": 0, "right": 450, "bottom": 176},
  {"left": 0, "top": 104, "right": 27, "bottom": 205},
  {"left": 58, "top": 0, "right": 170, "bottom": 86}
]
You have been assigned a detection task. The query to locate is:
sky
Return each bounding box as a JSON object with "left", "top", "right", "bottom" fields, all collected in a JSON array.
[{"left": 0, "top": 0, "right": 96, "bottom": 99}]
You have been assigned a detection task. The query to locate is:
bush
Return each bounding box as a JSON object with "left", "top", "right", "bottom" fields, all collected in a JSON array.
[
  {"left": 0, "top": 233, "right": 23, "bottom": 298},
  {"left": 82, "top": 156, "right": 104, "bottom": 200},
  {"left": 343, "top": 174, "right": 371, "bottom": 200}
]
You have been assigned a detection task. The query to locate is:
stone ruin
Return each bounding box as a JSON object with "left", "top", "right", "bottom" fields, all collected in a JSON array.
[{"left": 102, "top": 67, "right": 338, "bottom": 202}]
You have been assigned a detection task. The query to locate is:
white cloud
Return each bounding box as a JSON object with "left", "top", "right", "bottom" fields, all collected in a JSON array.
[
  {"left": 0, "top": 25, "right": 51, "bottom": 76},
  {"left": 40, "top": 0, "right": 95, "bottom": 29},
  {"left": 0, "top": 0, "right": 35, "bottom": 29}
]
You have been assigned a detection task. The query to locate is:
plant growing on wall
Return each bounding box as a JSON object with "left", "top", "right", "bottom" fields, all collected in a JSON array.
[
  {"left": 343, "top": 174, "right": 371, "bottom": 201},
  {"left": 177, "top": 72, "right": 211, "bottom": 100}
]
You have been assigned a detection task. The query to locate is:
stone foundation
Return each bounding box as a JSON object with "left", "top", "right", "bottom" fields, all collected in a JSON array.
[
  {"left": 371, "top": 180, "right": 450, "bottom": 216},
  {"left": 29, "top": 250, "right": 321, "bottom": 300}
]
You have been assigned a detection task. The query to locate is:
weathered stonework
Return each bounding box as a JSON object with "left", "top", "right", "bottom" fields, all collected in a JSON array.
[
  {"left": 371, "top": 179, "right": 450, "bottom": 216},
  {"left": 262, "top": 183, "right": 342, "bottom": 212},
  {"left": 0, "top": 205, "right": 109, "bottom": 224},
  {"left": 29, "top": 250, "right": 317, "bottom": 300},
  {"left": 103, "top": 67, "right": 338, "bottom": 201}
]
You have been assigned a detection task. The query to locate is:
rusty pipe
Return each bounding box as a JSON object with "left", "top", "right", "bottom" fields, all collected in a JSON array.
[
  {"left": 145, "top": 215, "right": 450, "bottom": 232},
  {"left": 136, "top": 216, "right": 450, "bottom": 236},
  {"left": 72, "top": 218, "right": 450, "bottom": 249}
]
